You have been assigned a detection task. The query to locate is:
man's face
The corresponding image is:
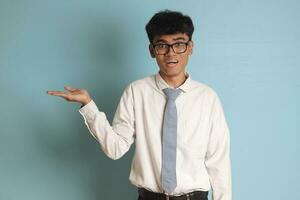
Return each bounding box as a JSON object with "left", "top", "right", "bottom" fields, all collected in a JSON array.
[{"left": 149, "top": 33, "right": 193, "bottom": 78}]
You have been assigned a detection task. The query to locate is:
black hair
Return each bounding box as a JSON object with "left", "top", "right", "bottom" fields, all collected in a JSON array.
[{"left": 145, "top": 9, "right": 194, "bottom": 43}]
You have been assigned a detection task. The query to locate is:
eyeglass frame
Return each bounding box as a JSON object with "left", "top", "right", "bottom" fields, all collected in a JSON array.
[{"left": 151, "top": 40, "right": 191, "bottom": 55}]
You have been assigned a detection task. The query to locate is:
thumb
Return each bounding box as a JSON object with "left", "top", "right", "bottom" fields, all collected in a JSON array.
[{"left": 64, "top": 86, "right": 77, "bottom": 92}]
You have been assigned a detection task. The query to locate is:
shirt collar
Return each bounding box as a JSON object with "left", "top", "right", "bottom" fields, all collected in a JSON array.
[{"left": 155, "top": 71, "right": 192, "bottom": 93}]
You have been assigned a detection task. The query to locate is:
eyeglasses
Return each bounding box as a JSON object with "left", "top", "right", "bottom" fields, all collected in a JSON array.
[{"left": 152, "top": 41, "right": 190, "bottom": 55}]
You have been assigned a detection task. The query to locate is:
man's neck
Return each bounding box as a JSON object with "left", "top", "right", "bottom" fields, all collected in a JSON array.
[{"left": 159, "top": 71, "right": 187, "bottom": 88}]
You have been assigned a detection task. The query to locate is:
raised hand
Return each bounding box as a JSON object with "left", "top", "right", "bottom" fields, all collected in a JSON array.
[{"left": 47, "top": 86, "right": 92, "bottom": 106}]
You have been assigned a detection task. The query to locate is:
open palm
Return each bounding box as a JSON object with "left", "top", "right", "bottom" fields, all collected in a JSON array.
[{"left": 47, "top": 86, "right": 91, "bottom": 105}]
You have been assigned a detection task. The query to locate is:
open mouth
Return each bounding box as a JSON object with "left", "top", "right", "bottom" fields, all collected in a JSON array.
[{"left": 166, "top": 60, "right": 179, "bottom": 67}]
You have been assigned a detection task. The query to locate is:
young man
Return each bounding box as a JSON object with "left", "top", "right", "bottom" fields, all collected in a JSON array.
[{"left": 47, "top": 10, "right": 232, "bottom": 200}]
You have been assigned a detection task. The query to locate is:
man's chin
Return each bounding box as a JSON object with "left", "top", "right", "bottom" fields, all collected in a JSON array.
[{"left": 160, "top": 69, "right": 184, "bottom": 77}]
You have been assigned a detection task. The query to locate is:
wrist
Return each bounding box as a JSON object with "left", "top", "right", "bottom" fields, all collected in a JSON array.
[{"left": 82, "top": 98, "right": 92, "bottom": 106}]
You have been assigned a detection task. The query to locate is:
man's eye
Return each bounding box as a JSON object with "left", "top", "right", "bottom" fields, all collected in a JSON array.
[
  {"left": 157, "top": 44, "right": 168, "bottom": 48},
  {"left": 174, "top": 43, "right": 185, "bottom": 47}
]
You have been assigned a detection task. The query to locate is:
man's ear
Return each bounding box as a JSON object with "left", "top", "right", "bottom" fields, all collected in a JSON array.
[
  {"left": 188, "top": 40, "right": 194, "bottom": 55},
  {"left": 149, "top": 44, "right": 155, "bottom": 58}
]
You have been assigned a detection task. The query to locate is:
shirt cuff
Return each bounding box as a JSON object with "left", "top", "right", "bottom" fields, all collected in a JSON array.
[{"left": 78, "top": 99, "right": 99, "bottom": 121}]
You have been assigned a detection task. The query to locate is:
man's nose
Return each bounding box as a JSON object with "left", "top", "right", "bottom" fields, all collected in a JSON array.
[{"left": 165, "top": 46, "right": 176, "bottom": 56}]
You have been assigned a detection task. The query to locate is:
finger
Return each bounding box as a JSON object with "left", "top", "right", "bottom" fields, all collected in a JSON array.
[
  {"left": 47, "top": 90, "right": 68, "bottom": 98},
  {"left": 64, "top": 86, "right": 77, "bottom": 92}
]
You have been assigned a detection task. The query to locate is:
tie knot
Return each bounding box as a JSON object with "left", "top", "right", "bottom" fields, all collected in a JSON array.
[{"left": 163, "top": 88, "right": 181, "bottom": 100}]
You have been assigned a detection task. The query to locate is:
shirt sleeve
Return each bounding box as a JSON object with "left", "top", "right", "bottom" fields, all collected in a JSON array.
[
  {"left": 204, "top": 94, "right": 232, "bottom": 200},
  {"left": 78, "top": 84, "right": 135, "bottom": 160}
]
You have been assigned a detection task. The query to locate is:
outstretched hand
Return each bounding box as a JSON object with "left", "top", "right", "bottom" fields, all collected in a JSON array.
[{"left": 47, "top": 86, "right": 92, "bottom": 106}]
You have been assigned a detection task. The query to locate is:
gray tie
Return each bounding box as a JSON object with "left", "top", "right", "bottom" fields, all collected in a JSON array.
[{"left": 161, "top": 88, "right": 182, "bottom": 194}]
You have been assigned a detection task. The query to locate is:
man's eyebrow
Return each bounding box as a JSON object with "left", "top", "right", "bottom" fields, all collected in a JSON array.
[
  {"left": 153, "top": 39, "right": 168, "bottom": 43},
  {"left": 172, "top": 37, "right": 188, "bottom": 41},
  {"left": 153, "top": 37, "right": 188, "bottom": 44}
]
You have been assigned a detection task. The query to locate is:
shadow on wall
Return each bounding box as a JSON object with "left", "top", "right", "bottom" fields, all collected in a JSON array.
[{"left": 37, "top": 19, "right": 136, "bottom": 199}]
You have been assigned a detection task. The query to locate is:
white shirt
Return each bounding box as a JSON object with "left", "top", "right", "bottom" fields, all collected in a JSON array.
[{"left": 78, "top": 72, "right": 232, "bottom": 200}]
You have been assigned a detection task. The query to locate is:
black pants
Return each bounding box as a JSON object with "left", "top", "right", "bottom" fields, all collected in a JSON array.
[
  {"left": 137, "top": 195, "right": 208, "bottom": 200},
  {"left": 137, "top": 188, "right": 209, "bottom": 200}
]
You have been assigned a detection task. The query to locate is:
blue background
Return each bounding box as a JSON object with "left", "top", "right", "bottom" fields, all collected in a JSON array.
[{"left": 0, "top": 0, "right": 299, "bottom": 199}]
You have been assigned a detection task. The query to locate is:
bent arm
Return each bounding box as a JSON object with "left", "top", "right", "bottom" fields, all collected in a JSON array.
[{"left": 79, "top": 84, "right": 135, "bottom": 160}]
